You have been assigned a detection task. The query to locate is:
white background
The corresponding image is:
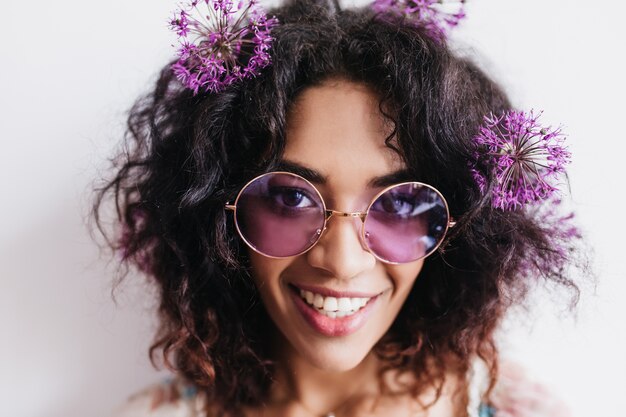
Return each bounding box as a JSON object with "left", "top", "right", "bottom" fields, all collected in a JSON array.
[{"left": 1, "top": 0, "right": 625, "bottom": 416}]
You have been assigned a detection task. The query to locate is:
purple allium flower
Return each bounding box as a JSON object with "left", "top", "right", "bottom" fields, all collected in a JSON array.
[
  {"left": 471, "top": 110, "right": 571, "bottom": 211},
  {"left": 169, "top": 0, "right": 278, "bottom": 94},
  {"left": 372, "top": 0, "right": 466, "bottom": 42}
]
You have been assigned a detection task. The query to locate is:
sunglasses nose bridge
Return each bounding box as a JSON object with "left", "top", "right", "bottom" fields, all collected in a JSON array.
[
  {"left": 322, "top": 210, "right": 367, "bottom": 237},
  {"left": 317, "top": 209, "right": 370, "bottom": 255},
  {"left": 324, "top": 209, "right": 367, "bottom": 222},
  {"left": 320, "top": 209, "right": 369, "bottom": 247},
  {"left": 320, "top": 210, "right": 366, "bottom": 234}
]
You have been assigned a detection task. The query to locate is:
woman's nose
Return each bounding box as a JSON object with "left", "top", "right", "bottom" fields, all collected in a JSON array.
[{"left": 305, "top": 214, "right": 376, "bottom": 279}]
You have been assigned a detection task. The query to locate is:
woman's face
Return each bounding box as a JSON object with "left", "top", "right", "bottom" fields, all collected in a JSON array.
[{"left": 248, "top": 79, "right": 424, "bottom": 372}]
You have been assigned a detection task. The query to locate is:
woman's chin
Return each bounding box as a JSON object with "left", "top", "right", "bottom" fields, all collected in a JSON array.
[{"left": 297, "top": 343, "right": 373, "bottom": 373}]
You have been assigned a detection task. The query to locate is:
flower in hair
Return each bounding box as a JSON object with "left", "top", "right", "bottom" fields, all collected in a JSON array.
[
  {"left": 471, "top": 110, "right": 571, "bottom": 211},
  {"left": 372, "top": 0, "right": 466, "bottom": 41},
  {"left": 169, "top": 0, "right": 278, "bottom": 94}
]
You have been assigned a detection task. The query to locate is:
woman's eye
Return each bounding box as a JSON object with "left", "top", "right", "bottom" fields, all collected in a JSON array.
[
  {"left": 375, "top": 194, "right": 417, "bottom": 216},
  {"left": 269, "top": 187, "right": 315, "bottom": 208}
]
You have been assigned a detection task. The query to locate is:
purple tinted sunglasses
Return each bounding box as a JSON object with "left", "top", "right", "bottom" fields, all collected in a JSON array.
[{"left": 225, "top": 172, "right": 455, "bottom": 264}]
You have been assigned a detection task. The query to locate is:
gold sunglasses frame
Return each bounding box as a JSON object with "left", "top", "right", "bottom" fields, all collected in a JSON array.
[{"left": 225, "top": 171, "right": 456, "bottom": 264}]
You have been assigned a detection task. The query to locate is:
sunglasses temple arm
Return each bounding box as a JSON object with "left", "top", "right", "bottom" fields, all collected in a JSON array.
[{"left": 225, "top": 204, "right": 236, "bottom": 211}]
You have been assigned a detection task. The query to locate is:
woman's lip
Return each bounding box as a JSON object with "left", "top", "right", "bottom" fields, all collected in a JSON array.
[
  {"left": 289, "top": 287, "right": 380, "bottom": 337},
  {"left": 290, "top": 283, "right": 382, "bottom": 299}
]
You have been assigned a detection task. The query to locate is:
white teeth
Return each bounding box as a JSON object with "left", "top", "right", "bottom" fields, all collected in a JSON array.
[
  {"left": 298, "top": 289, "right": 372, "bottom": 318},
  {"left": 323, "top": 297, "right": 338, "bottom": 312},
  {"left": 352, "top": 297, "right": 366, "bottom": 308},
  {"left": 337, "top": 298, "right": 352, "bottom": 312},
  {"left": 313, "top": 293, "right": 324, "bottom": 308}
]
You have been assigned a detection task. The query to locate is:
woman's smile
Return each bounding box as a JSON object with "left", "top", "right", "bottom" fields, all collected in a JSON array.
[{"left": 289, "top": 282, "right": 385, "bottom": 336}]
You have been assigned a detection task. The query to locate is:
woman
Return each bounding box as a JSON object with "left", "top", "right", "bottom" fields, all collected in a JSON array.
[{"left": 96, "top": 0, "right": 582, "bottom": 415}]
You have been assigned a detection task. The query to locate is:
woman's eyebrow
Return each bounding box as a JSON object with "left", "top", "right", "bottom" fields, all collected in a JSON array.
[
  {"left": 276, "top": 160, "right": 411, "bottom": 188},
  {"left": 275, "top": 160, "right": 327, "bottom": 184},
  {"left": 368, "top": 169, "right": 413, "bottom": 188}
]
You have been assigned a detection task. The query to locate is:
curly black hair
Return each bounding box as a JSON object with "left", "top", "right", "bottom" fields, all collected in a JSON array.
[{"left": 93, "top": 0, "right": 583, "bottom": 415}]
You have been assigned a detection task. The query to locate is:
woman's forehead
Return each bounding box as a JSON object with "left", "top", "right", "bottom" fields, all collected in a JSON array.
[{"left": 283, "top": 79, "right": 406, "bottom": 192}]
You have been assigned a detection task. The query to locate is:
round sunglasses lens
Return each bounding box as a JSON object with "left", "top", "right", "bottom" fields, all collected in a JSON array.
[
  {"left": 234, "top": 173, "right": 326, "bottom": 257},
  {"left": 364, "top": 183, "right": 449, "bottom": 263}
]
